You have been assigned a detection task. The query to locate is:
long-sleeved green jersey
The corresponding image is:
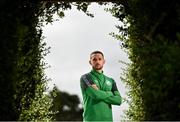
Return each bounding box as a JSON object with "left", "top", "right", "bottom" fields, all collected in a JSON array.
[{"left": 80, "top": 69, "right": 122, "bottom": 122}]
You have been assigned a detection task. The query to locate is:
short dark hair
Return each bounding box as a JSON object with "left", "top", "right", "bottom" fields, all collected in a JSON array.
[{"left": 90, "top": 50, "right": 104, "bottom": 58}]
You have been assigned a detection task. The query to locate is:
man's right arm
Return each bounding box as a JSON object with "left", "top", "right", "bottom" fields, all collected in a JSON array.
[
  {"left": 103, "top": 81, "right": 122, "bottom": 105},
  {"left": 80, "top": 74, "right": 113, "bottom": 101},
  {"left": 91, "top": 83, "right": 122, "bottom": 105}
]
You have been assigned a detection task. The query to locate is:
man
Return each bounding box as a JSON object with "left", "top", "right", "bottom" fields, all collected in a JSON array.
[{"left": 80, "top": 50, "right": 122, "bottom": 122}]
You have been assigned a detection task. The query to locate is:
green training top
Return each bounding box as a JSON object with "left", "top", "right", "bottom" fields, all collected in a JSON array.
[{"left": 80, "top": 69, "right": 122, "bottom": 122}]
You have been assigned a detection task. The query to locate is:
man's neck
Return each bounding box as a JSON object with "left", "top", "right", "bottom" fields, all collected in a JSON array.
[{"left": 95, "top": 69, "right": 103, "bottom": 73}]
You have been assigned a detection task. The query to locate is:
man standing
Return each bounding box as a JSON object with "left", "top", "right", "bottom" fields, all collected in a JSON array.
[{"left": 80, "top": 51, "right": 122, "bottom": 122}]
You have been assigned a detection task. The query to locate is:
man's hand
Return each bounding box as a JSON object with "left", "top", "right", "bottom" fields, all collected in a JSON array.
[{"left": 91, "top": 84, "right": 99, "bottom": 90}]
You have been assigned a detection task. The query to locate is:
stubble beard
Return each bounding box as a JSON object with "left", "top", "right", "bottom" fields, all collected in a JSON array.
[{"left": 94, "top": 65, "right": 103, "bottom": 71}]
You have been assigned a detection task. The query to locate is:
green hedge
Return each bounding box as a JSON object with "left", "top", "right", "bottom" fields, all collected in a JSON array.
[{"left": 108, "top": 0, "right": 180, "bottom": 120}]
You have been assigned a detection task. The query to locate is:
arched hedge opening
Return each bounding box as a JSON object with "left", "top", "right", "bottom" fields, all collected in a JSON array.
[{"left": 0, "top": 0, "right": 180, "bottom": 121}]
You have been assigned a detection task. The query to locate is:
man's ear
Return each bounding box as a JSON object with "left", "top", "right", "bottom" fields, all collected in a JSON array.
[{"left": 89, "top": 60, "right": 92, "bottom": 65}]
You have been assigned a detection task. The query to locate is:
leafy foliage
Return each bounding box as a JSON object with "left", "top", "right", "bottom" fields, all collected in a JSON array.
[
  {"left": 49, "top": 86, "right": 83, "bottom": 121},
  {"left": 0, "top": 0, "right": 54, "bottom": 120},
  {"left": 108, "top": 0, "right": 180, "bottom": 120},
  {"left": 38, "top": 1, "right": 94, "bottom": 24}
]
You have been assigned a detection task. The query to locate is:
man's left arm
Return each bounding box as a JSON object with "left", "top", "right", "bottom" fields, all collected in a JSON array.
[{"left": 103, "top": 81, "right": 122, "bottom": 105}]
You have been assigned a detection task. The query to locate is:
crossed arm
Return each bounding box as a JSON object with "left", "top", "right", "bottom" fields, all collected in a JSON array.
[
  {"left": 80, "top": 75, "right": 122, "bottom": 105},
  {"left": 90, "top": 84, "right": 122, "bottom": 105}
]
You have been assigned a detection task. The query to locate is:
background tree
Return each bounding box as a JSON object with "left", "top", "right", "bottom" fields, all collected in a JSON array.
[
  {"left": 107, "top": 0, "right": 180, "bottom": 120},
  {"left": 50, "top": 86, "right": 83, "bottom": 121}
]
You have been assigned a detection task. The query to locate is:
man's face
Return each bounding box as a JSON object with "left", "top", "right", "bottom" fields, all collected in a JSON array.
[{"left": 89, "top": 53, "right": 105, "bottom": 71}]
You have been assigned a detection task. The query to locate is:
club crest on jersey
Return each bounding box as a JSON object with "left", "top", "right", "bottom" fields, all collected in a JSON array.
[
  {"left": 94, "top": 80, "right": 98, "bottom": 83},
  {"left": 106, "top": 80, "right": 111, "bottom": 86}
]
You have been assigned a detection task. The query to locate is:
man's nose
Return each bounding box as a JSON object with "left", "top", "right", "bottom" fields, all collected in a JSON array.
[{"left": 96, "top": 60, "right": 100, "bottom": 64}]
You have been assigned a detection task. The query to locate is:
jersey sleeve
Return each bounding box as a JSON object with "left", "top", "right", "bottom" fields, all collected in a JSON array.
[
  {"left": 80, "top": 74, "right": 114, "bottom": 101},
  {"left": 103, "top": 81, "right": 122, "bottom": 105}
]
